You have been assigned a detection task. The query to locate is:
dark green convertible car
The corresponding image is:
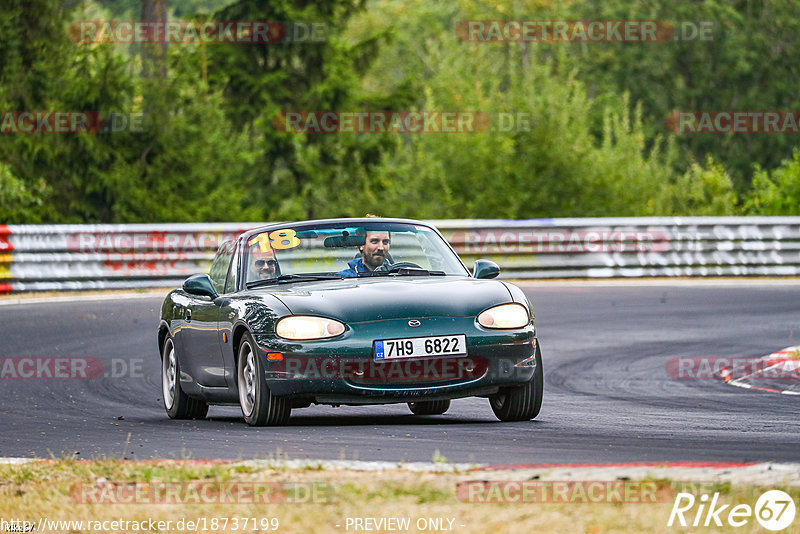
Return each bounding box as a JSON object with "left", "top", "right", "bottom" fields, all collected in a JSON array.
[{"left": 158, "top": 218, "right": 542, "bottom": 426}]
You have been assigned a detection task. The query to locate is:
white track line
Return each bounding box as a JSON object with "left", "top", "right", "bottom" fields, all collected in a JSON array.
[
  {"left": 0, "top": 291, "right": 167, "bottom": 307},
  {"left": 515, "top": 278, "right": 800, "bottom": 287},
  {"left": 2, "top": 278, "right": 800, "bottom": 306}
]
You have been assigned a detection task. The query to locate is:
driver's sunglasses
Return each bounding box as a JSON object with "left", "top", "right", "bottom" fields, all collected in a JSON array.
[{"left": 255, "top": 259, "right": 277, "bottom": 267}]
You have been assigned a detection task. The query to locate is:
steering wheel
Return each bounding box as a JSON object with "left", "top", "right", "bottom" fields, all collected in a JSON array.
[{"left": 386, "top": 261, "right": 424, "bottom": 272}]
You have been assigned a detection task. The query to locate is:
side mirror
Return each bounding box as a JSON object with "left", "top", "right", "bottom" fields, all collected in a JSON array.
[
  {"left": 473, "top": 259, "right": 500, "bottom": 279},
  {"left": 183, "top": 274, "right": 219, "bottom": 299}
]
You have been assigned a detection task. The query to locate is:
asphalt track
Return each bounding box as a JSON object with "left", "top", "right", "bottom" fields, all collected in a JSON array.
[{"left": 0, "top": 282, "right": 798, "bottom": 464}]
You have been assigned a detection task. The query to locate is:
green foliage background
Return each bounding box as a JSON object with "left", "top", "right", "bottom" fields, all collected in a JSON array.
[{"left": 0, "top": 0, "right": 797, "bottom": 223}]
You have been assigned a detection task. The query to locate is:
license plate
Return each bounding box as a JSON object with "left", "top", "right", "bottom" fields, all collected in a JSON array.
[{"left": 374, "top": 334, "right": 467, "bottom": 360}]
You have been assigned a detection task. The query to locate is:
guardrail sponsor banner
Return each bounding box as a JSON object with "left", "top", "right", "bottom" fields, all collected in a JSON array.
[{"left": 1, "top": 218, "right": 799, "bottom": 292}]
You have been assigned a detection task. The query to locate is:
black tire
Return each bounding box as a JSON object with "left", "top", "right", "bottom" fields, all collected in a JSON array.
[
  {"left": 237, "top": 332, "right": 291, "bottom": 426},
  {"left": 408, "top": 399, "right": 451, "bottom": 415},
  {"left": 161, "top": 335, "right": 208, "bottom": 420},
  {"left": 489, "top": 343, "right": 543, "bottom": 422}
]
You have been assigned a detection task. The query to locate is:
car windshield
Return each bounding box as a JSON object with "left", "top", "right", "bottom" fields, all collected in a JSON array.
[{"left": 243, "top": 221, "right": 469, "bottom": 284}]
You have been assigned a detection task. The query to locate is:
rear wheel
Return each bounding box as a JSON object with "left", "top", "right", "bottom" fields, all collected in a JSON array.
[
  {"left": 238, "top": 332, "right": 291, "bottom": 426},
  {"left": 489, "top": 344, "right": 543, "bottom": 422},
  {"left": 408, "top": 400, "right": 451, "bottom": 415},
  {"left": 162, "top": 336, "right": 208, "bottom": 420}
]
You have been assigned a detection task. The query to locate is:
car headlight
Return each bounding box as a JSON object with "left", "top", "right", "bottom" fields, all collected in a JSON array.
[
  {"left": 276, "top": 316, "right": 346, "bottom": 340},
  {"left": 477, "top": 303, "right": 530, "bottom": 329}
]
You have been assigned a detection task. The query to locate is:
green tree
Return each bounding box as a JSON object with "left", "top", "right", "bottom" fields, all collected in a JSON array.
[
  {"left": 351, "top": 0, "right": 713, "bottom": 218},
  {"left": 746, "top": 152, "right": 800, "bottom": 215},
  {"left": 205, "top": 0, "right": 390, "bottom": 220},
  {"left": 0, "top": 164, "right": 46, "bottom": 223},
  {"left": 540, "top": 0, "right": 800, "bottom": 188},
  {"left": 0, "top": 0, "right": 133, "bottom": 222},
  {"left": 652, "top": 155, "right": 738, "bottom": 216}
]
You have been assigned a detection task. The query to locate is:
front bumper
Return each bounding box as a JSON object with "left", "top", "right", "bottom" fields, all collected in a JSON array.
[{"left": 252, "top": 316, "right": 537, "bottom": 403}]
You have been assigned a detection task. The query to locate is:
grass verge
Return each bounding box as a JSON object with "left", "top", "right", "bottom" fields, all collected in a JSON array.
[{"left": 1, "top": 460, "right": 798, "bottom": 533}]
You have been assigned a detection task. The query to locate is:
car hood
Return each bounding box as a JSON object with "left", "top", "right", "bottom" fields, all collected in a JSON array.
[{"left": 253, "top": 277, "right": 514, "bottom": 323}]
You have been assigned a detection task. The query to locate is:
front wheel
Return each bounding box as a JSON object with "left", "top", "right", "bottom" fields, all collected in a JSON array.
[
  {"left": 489, "top": 344, "right": 543, "bottom": 422},
  {"left": 162, "top": 336, "right": 208, "bottom": 420},
  {"left": 408, "top": 400, "right": 451, "bottom": 415},
  {"left": 237, "top": 332, "right": 291, "bottom": 426}
]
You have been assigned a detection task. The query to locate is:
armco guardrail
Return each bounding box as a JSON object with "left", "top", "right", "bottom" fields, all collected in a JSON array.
[
  {"left": 1, "top": 217, "right": 799, "bottom": 293},
  {"left": 0, "top": 223, "right": 258, "bottom": 293},
  {"left": 438, "top": 217, "right": 800, "bottom": 279}
]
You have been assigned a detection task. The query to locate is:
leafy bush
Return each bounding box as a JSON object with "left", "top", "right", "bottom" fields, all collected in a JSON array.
[
  {"left": 745, "top": 152, "right": 800, "bottom": 215},
  {"left": 650, "top": 155, "right": 738, "bottom": 216}
]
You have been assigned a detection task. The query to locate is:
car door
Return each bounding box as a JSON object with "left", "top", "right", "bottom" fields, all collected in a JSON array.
[
  {"left": 180, "top": 241, "right": 233, "bottom": 388},
  {"left": 217, "top": 238, "right": 242, "bottom": 388}
]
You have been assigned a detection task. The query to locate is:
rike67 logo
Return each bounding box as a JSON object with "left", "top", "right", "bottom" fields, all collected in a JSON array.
[{"left": 668, "top": 489, "right": 796, "bottom": 531}]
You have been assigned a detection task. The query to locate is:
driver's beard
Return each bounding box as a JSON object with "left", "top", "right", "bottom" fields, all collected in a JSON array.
[{"left": 365, "top": 254, "right": 384, "bottom": 270}]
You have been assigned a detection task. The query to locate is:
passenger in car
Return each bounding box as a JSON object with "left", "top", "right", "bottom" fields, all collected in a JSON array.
[{"left": 249, "top": 247, "right": 278, "bottom": 280}]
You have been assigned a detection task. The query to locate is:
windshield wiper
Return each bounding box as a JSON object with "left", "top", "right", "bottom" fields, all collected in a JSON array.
[
  {"left": 359, "top": 268, "right": 446, "bottom": 277},
  {"left": 247, "top": 274, "right": 344, "bottom": 288}
]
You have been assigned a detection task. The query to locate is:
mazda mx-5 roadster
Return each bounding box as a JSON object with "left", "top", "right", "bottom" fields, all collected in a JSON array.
[{"left": 158, "top": 217, "right": 542, "bottom": 426}]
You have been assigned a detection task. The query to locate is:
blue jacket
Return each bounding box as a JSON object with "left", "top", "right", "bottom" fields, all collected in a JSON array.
[{"left": 337, "top": 257, "right": 390, "bottom": 278}]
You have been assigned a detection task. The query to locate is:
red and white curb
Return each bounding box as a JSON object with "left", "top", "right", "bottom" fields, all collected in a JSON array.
[
  {"left": 470, "top": 462, "right": 800, "bottom": 486},
  {"left": 719, "top": 346, "right": 800, "bottom": 395},
  {"left": 0, "top": 458, "right": 35, "bottom": 465},
  {"left": 2, "top": 458, "right": 800, "bottom": 484}
]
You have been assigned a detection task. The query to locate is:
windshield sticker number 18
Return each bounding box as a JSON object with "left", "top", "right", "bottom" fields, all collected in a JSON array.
[{"left": 248, "top": 229, "right": 301, "bottom": 252}]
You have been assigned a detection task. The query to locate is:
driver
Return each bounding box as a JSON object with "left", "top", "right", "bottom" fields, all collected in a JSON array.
[
  {"left": 337, "top": 231, "right": 391, "bottom": 277},
  {"left": 249, "top": 246, "right": 278, "bottom": 281}
]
